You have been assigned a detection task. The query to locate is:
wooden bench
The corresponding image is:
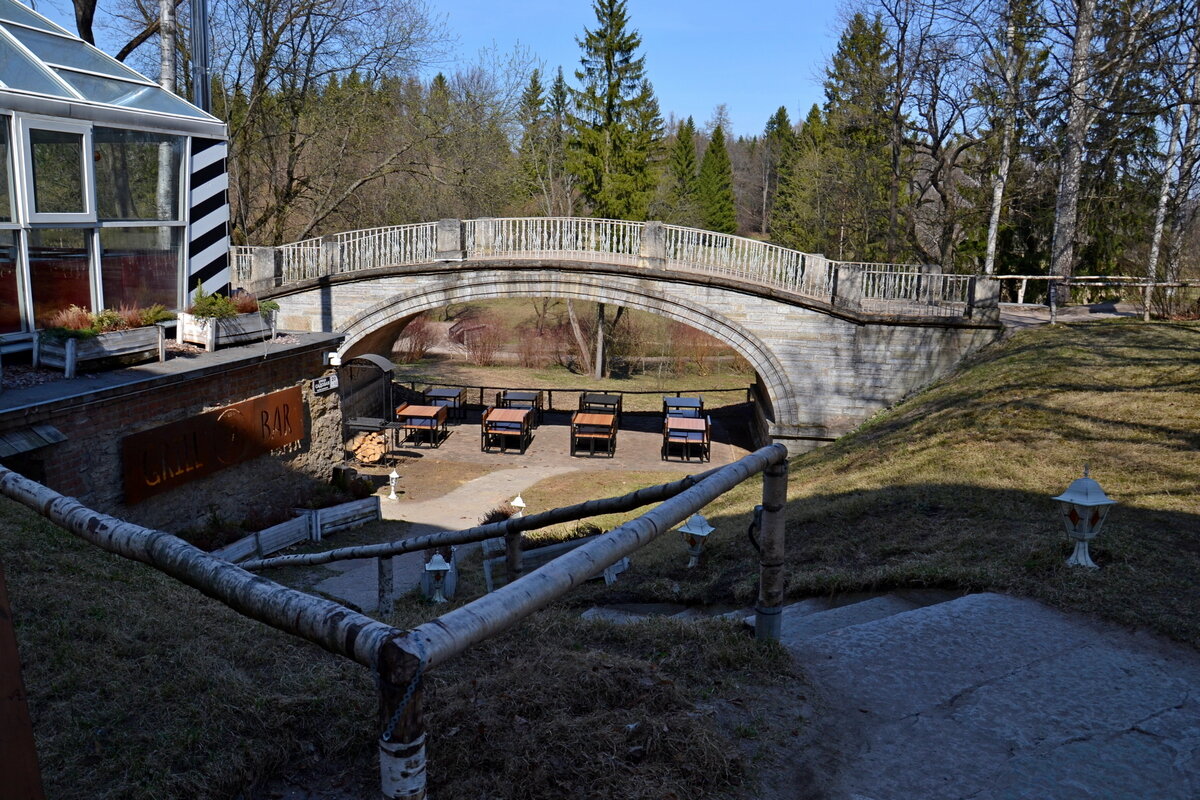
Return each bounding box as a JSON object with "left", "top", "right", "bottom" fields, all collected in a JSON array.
[
  {"left": 480, "top": 406, "right": 533, "bottom": 454},
  {"left": 571, "top": 411, "right": 617, "bottom": 457},
  {"left": 393, "top": 403, "right": 448, "bottom": 447},
  {"left": 662, "top": 415, "right": 711, "bottom": 462}
]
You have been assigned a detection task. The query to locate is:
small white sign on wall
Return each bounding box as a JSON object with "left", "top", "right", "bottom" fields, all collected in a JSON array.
[{"left": 312, "top": 374, "right": 339, "bottom": 394}]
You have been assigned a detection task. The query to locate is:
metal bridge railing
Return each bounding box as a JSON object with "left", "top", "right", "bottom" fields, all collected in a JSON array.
[{"left": 230, "top": 218, "right": 996, "bottom": 324}]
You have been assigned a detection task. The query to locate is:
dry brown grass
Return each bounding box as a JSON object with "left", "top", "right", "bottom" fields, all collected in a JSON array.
[
  {"left": 569, "top": 320, "right": 1200, "bottom": 644},
  {"left": 0, "top": 501, "right": 372, "bottom": 800}
]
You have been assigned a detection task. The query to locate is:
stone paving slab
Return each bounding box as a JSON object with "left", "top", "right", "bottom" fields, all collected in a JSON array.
[{"left": 790, "top": 593, "right": 1200, "bottom": 799}]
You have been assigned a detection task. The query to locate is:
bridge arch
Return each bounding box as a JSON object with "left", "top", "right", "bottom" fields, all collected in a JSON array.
[{"left": 332, "top": 270, "right": 798, "bottom": 428}]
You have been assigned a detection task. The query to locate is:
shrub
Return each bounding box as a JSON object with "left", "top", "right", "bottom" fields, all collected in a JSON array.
[
  {"left": 46, "top": 305, "right": 95, "bottom": 331},
  {"left": 41, "top": 303, "right": 175, "bottom": 340},
  {"left": 187, "top": 284, "right": 239, "bottom": 318},
  {"left": 395, "top": 313, "right": 437, "bottom": 362}
]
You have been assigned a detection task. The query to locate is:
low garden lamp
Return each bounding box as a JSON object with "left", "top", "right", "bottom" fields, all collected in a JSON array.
[
  {"left": 678, "top": 514, "right": 715, "bottom": 568},
  {"left": 425, "top": 553, "right": 451, "bottom": 603},
  {"left": 1052, "top": 466, "right": 1116, "bottom": 569},
  {"left": 511, "top": 495, "right": 526, "bottom": 518},
  {"left": 388, "top": 470, "right": 399, "bottom": 501}
]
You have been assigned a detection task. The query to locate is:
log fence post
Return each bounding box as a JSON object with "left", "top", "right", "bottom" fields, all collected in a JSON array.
[
  {"left": 504, "top": 528, "right": 523, "bottom": 584},
  {"left": 378, "top": 639, "right": 427, "bottom": 799},
  {"left": 754, "top": 457, "right": 788, "bottom": 643},
  {"left": 378, "top": 556, "right": 394, "bottom": 613}
]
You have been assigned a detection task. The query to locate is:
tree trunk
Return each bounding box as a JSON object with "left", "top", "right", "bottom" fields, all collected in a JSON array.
[
  {"left": 1166, "top": 24, "right": 1200, "bottom": 286},
  {"left": 593, "top": 303, "right": 605, "bottom": 380},
  {"left": 1145, "top": 102, "right": 1184, "bottom": 315},
  {"left": 984, "top": 8, "right": 1019, "bottom": 277},
  {"left": 1049, "top": 0, "right": 1096, "bottom": 284},
  {"left": 565, "top": 300, "right": 592, "bottom": 375},
  {"left": 156, "top": 0, "right": 178, "bottom": 245}
]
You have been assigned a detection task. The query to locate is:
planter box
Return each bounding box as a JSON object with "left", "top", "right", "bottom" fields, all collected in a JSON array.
[
  {"left": 177, "top": 311, "right": 275, "bottom": 352},
  {"left": 34, "top": 325, "right": 166, "bottom": 379}
]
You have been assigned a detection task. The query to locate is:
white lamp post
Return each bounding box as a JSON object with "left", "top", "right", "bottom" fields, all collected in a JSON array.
[
  {"left": 678, "top": 514, "right": 715, "bottom": 568},
  {"left": 387, "top": 470, "right": 399, "bottom": 501},
  {"left": 424, "top": 553, "right": 451, "bottom": 603},
  {"left": 511, "top": 495, "right": 526, "bottom": 518},
  {"left": 1052, "top": 466, "right": 1116, "bottom": 569}
]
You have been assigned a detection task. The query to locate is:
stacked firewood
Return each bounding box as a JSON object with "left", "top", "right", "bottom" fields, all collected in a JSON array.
[{"left": 348, "top": 432, "right": 389, "bottom": 463}]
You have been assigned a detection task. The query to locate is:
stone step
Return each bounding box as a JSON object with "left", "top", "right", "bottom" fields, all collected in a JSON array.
[
  {"left": 741, "top": 596, "right": 832, "bottom": 628},
  {"left": 774, "top": 595, "right": 923, "bottom": 646}
]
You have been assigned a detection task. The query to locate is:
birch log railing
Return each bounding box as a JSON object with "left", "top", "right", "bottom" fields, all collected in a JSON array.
[
  {"left": 232, "top": 218, "right": 997, "bottom": 322},
  {"left": 0, "top": 443, "right": 789, "bottom": 800}
]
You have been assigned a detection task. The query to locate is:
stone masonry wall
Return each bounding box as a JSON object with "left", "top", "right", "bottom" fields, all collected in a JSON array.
[
  {"left": 0, "top": 337, "right": 343, "bottom": 533},
  {"left": 273, "top": 267, "right": 999, "bottom": 445}
]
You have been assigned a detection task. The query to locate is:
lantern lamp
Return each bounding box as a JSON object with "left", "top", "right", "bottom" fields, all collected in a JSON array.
[
  {"left": 387, "top": 470, "right": 399, "bottom": 501},
  {"left": 511, "top": 495, "right": 526, "bottom": 518},
  {"left": 678, "top": 514, "right": 715, "bottom": 568},
  {"left": 424, "top": 553, "right": 451, "bottom": 603},
  {"left": 1052, "top": 466, "right": 1116, "bottom": 569}
]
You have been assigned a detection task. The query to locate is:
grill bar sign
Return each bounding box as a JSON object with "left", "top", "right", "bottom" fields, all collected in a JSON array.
[{"left": 122, "top": 387, "right": 305, "bottom": 504}]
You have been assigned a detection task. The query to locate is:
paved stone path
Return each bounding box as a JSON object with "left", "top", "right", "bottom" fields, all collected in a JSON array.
[
  {"left": 312, "top": 464, "right": 577, "bottom": 611},
  {"left": 785, "top": 593, "right": 1200, "bottom": 799}
]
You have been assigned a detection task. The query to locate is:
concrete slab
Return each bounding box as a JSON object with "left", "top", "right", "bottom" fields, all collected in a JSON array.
[{"left": 790, "top": 593, "right": 1200, "bottom": 800}]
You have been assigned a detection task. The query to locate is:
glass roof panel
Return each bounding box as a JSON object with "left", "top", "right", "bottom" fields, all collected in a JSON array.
[
  {"left": 52, "top": 68, "right": 209, "bottom": 118},
  {"left": 0, "top": 30, "right": 73, "bottom": 96},
  {"left": 0, "top": 0, "right": 69, "bottom": 34},
  {"left": 6, "top": 24, "right": 145, "bottom": 81}
]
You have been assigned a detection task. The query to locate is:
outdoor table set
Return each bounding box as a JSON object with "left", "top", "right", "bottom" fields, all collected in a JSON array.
[
  {"left": 495, "top": 389, "right": 544, "bottom": 427},
  {"left": 392, "top": 403, "right": 449, "bottom": 448},
  {"left": 481, "top": 406, "right": 535, "bottom": 454},
  {"left": 661, "top": 396, "right": 710, "bottom": 462},
  {"left": 422, "top": 387, "right": 465, "bottom": 421}
]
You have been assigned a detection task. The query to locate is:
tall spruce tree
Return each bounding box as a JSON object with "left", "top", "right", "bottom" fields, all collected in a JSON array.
[
  {"left": 698, "top": 124, "right": 737, "bottom": 233},
  {"left": 567, "top": 0, "right": 663, "bottom": 220},
  {"left": 822, "top": 13, "right": 894, "bottom": 260},
  {"left": 760, "top": 106, "right": 793, "bottom": 235},
  {"left": 665, "top": 116, "right": 700, "bottom": 225}
]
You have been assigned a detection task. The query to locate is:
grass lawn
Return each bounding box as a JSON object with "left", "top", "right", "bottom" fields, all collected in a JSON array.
[{"left": 3, "top": 317, "right": 1197, "bottom": 798}]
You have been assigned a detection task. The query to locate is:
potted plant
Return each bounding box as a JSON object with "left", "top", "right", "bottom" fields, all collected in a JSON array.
[
  {"left": 34, "top": 304, "right": 174, "bottom": 378},
  {"left": 176, "top": 284, "right": 279, "bottom": 352}
]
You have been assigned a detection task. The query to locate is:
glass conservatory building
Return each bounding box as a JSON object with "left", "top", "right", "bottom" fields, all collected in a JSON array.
[{"left": 0, "top": 0, "right": 228, "bottom": 346}]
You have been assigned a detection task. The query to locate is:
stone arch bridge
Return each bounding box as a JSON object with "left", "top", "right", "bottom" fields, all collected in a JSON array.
[{"left": 233, "top": 218, "right": 1000, "bottom": 447}]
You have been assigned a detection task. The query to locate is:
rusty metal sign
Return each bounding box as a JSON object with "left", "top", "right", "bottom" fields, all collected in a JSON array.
[{"left": 122, "top": 386, "right": 305, "bottom": 504}]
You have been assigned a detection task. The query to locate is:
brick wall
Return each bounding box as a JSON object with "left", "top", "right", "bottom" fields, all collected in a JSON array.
[{"left": 0, "top": 337, "right": 344, "bottom": 532}]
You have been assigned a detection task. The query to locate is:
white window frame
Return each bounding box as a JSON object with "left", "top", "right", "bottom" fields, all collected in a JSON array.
[{"left": 16, "top": 114, "right": 94, "bottom": 224}]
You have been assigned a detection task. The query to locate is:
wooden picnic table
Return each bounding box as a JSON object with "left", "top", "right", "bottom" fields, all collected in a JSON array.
[
  {"left": 481, "top": 406, "right": 533, "bottom": 454},
  {"left": 496, "top": 389, "right": 543, "bottom": 427},
  {"left": 393, "top": 403, "right": 448, "bottom": 448},
  {"left": 571, "top": 410, "right": 617, "bottom": 457},
  {"left": 422, "top": 387, "right": 464, "bottom": 421},
  {"left": 662, "top": 415, "right": 710, "bottom": 462}
]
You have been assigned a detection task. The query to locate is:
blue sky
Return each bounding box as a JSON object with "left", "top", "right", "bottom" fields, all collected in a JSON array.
[
  {"left": 31, "top": 0, "right": 842, "bottom": 138},
  {"left": 434, "top": 0, "right": 842, "bottom": 136}
]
